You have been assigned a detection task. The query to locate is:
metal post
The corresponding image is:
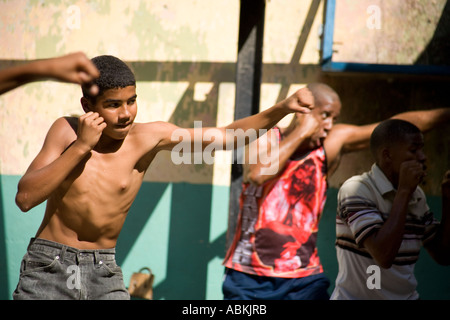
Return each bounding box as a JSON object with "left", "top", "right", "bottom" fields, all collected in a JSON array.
[{"left": 226, "top": 0, "right": 266, "bottom": 249}]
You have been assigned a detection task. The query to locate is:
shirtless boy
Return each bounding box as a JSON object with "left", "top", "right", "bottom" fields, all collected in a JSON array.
[{"left": 13, "top": 55, "right": 314, "bottom": 299}]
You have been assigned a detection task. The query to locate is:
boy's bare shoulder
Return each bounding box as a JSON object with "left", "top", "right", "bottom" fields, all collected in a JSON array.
[
  {"left": 132, "top": 121, "right": 178, "bottom": 135},
  {"left": 130, "top": 121, "right": 180, "bottom": 151},
  {"left": 38, "top": 117, "right": 79, "bottom": 153},
  {"left": 61, "top": 116, "right": 79, "bottom": 132},
  {"left": 45, "top": 116, "right": 78, "bottom": 136}
]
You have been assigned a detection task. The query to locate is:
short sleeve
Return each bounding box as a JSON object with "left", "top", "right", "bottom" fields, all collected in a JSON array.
[
  {"left": 421, "top": 209, "right": 440, "bottom": 245},
  {"left": 338, "top": 178, "right": 384, "bottom": 245}
]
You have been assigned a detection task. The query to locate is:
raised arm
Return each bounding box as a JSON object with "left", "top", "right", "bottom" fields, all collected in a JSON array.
[
  {"left": 15, "top": 113, "right": 106, "bottom": 212},
  {"left": 224, "top": 88, "right": 314, "bottom": 136},
  {"left": 244, "top": 113, "right": 320, "bottom": 185},
  {"left": 0, "top": 52, "right": 99, "bottom": 95},
  {"left": 391, "top": 108, "right": 450, "bottom": 133},
  {"left": 360, "top": 160, "right": 425, "bottom": 268},
  {"left": 156, "top": 88, "right": 315, "bottom": 152},
  {"left": 324, "top": 108, "right": 450, "bottom": 176}
]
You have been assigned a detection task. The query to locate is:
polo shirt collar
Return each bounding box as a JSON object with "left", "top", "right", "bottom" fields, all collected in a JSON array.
[
  {"left": 370, "top": 163, "right": 395, "bottom": 196},
  {"left": 369, "top": 163, "right": 422, "bottom": 203}
]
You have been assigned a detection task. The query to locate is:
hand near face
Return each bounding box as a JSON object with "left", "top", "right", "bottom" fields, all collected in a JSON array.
[
  {"left": 76, "top": 112, "right": 107, "bottom": 151},
  {"left": 46, "top": 52, "right": 100, "bottom": 96},
  {"left": 294, "top": 112, "right": 321, "bottom": 139},
  {"left": 281, "top": 88, "right": 315, "bottom": 114},
  {"left": 398, "top": 160, "right": 426, "bottom": 194}
]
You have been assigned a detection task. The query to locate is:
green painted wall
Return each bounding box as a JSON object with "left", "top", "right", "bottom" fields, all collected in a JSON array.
[
  {"left": 0, "top": 175, "right": 230, "bottom": 300},
  {"left": 1, "top": 175, "right": 449, "bottom": 300}
]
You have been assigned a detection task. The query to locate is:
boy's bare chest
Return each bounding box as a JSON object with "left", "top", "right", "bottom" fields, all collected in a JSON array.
[{"left": 63, "top": 146, "right": 146, "bottom": 199}]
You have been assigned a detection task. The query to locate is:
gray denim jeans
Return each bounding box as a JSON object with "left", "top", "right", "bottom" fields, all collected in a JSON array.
[{"left": 13, "top": 238, "right": 130, "bottom": 300}]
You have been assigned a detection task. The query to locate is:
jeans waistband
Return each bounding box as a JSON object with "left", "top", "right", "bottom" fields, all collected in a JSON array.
[{"left": 28, "top": 238, "right": 116, "bottom": 264}]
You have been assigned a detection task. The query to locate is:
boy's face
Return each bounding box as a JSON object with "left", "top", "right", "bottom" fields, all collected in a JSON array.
[
  {"left": 389, "top": 132, "right": 427, "bottom": 183},
  {"left": 84, "top": 85, "right": 137, "bottom": 140},
  {"left": 308, "top": 97, "right": 341, "bottom": 148}
]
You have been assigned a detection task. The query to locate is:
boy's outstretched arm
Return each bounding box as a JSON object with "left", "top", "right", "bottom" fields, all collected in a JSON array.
[
  {"left": 222, "top": 88, "right": 314, "bottom": 150},
  {"left": 391, "top": 108, "right": 450, "bottom": 133},
  {"left": 324, "top": 107, "right": 450, "bottom": 176},
  {"left": 154, "top": 87, "right": 314, "bottom": 153},
  {"left": 224, "top": 88, "right": 314, "bottom": 134},
  {"left": 0, "top": 52, "right": 99, "bottom": 95}
]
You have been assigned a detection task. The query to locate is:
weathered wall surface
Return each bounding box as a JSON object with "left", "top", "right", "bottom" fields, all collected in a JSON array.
[{"left": 1, "top": 0, "right": 448, "bottom": 300}]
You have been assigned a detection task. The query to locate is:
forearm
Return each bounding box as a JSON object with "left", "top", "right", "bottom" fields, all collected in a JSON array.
[
  {"left": 225, "top": 104, "right": 288, "bottom": 136},
  {"left": 391, "top": 108, "right": 450, "bottom": 133},
  {"left": 16, "top": 141, "right": 90, "bottom": 212},
  {"left": 203, "top": 88, "right": 312, "bottom": 150},
  {"left": 364, "top": 190, "right": 410, "bottom": 268},
  {"left": 0, "top": 60, "right": 51, "bottom": 95},
  {"left": 247, "top": 127, "right": 309, "bottom": 185}
]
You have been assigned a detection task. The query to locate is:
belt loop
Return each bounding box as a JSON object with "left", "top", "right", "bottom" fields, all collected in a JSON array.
[
  {"left": 94, "top": 251, "right": 100, "bottom": 265},
  {"left": 59, "top": 246, "right": 67, "bottom": 263},
  {"left": 27, "top": 237, "right": 36, "bottom": 251}
]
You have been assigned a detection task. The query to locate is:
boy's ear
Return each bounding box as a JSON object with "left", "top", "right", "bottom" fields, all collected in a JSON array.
[
  {"left": 80, "top": 97, "right": 92, "bottom": 113},
  {"left": 381, "top": 147, "right": 392, "bottom": 162}
]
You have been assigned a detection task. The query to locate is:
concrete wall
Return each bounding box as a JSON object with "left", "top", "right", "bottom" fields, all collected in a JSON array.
[
  {"left": 0, "top": 0, "right": 240, "bottom": 300},
  {"left": 0, "top": 0, "right": 449, "bottom": 300}
]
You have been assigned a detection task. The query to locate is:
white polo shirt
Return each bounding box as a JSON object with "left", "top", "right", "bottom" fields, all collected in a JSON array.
[{"left": 331, "top": 163, "right": 438, "bottom": 300}]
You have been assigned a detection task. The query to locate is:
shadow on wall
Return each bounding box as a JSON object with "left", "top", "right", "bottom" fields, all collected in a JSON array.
[
  {"left": 415, "top": 0, "right": 450, "bottom": 66},
  {"left": 116, "top": 182, "right": 227, "bottom": 300},
  {"left": 114, "top": 63, "right": 231, "bottom": 299}
]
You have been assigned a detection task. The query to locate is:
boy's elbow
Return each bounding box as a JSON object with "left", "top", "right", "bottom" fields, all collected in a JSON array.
[
  {"left": 247, "top": 171, "right": 265, "bottom": 186},
  {"left": 374, "top": 251, "right": 400, "bottom": 269},
  {"left": 367, "top": 247, "right": 395, "bottom": 269},
  {"left": 15, "top": 192, "right": 32, "bottom": 212},
  {"left": 368, "top": 255, "right": 393, "bottom": 269},
  {"left": 377, "top": 259, "right": 394, "bottom": 269}
]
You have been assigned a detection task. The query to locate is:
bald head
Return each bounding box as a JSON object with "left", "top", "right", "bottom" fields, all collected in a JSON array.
[
  {"left": 285, "top": 83, "right": 341, "bottom": 149},
  {"left": 307, "top": 83, "right": 340, "bottom": 107}
]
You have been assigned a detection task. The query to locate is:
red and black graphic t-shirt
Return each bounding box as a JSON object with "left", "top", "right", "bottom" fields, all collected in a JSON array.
[{"left": 223, "top": 128, "right": 328, "bottom": 278}]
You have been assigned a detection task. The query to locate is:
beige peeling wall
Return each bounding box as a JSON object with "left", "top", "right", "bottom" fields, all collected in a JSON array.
[
  {"left": 260, "top": 0, "right": 324, "bottom": 127},
  {"left": 0, "top": 0, "right": 239, "bottom": 187},
  {"left": 333, "top": 0, "right": 447, "bottom": 65},
  {"left": 0, "top": 0, "right": 327, "bottom": 186}
]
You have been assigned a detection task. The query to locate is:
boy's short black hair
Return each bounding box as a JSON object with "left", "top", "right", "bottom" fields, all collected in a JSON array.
[
  {"left": 370, "top": 119, "right": 421, "bottom": 158},
  {"left": 82, "top": 55, "right": 136, "bottom": 101}
]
